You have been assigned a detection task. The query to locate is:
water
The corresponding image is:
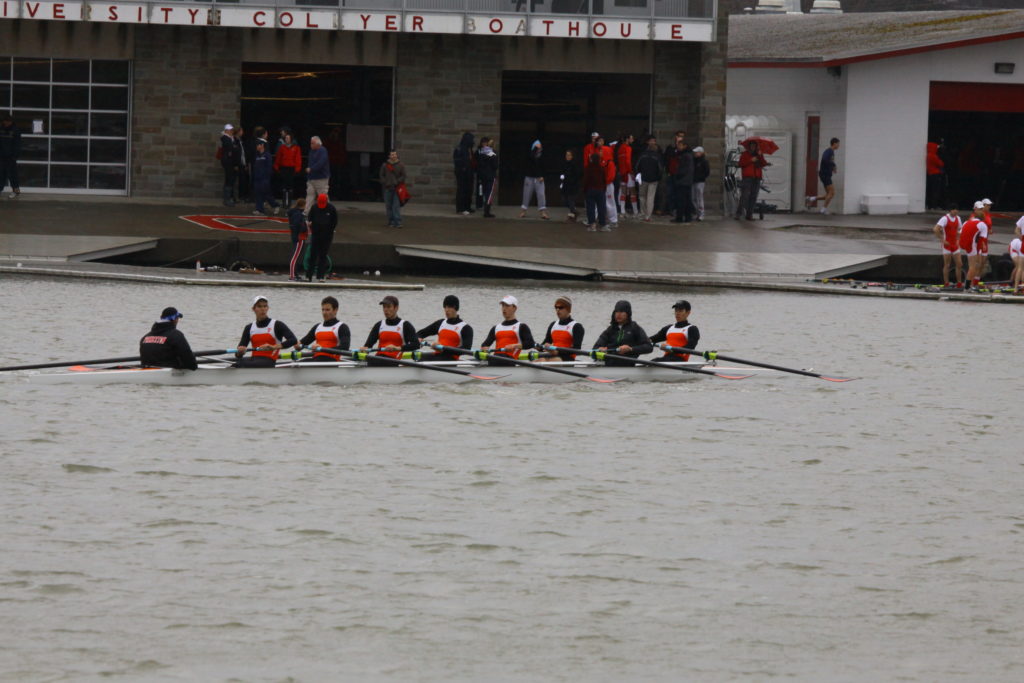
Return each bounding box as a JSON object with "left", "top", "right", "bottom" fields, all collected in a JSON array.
[{"left": 1, "top": 275, "right": 1021, "bottom": 681}]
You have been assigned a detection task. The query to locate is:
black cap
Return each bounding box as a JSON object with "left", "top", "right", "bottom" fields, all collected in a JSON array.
[
  {"left": 159, "top": 307, "right": 183, "bottom": 321},
  {"left": 613, "top": 300, "right": 632, "bottom": 314},
  {"left": 443, "top": 294, "right": 460, "bottom": 310},
  {"left": 672, "top": 300, "right": 691, "bottom": 311},
  {"left": 379, "top": 295, "right": 399, "bottom": 307}
]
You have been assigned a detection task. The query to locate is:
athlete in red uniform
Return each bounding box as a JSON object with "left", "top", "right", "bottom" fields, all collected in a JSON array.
[
  {"left": 540, "top": 295, "right": 585, "bottom": 361},
  {"left": 417, "top": 294, "right": 474, "bottom": 361},
  {"left": 235, "top": 295, "right": 298, "bottom": 367},
  {"left": 959, "top": 203, "right": 984, "bottom": 290},
  {"left": 481, "top": 295, "right": 535, "bottom": 365},
  {"left": 297, "top": 296, "right": 350, "bottom": 362},
  {"left": 650, "top": 300, "right": 701, "bottom": 361},
  {"left": 932, "top": 206, "right": 962, "bottom": 287},
  {"left": 362, "top": 295, "right": 419, "bottom": 364}
]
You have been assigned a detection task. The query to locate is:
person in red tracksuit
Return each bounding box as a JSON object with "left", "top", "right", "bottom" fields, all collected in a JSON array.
[{"left": 650, "top": 300, "right": 701, "bottom": 362}]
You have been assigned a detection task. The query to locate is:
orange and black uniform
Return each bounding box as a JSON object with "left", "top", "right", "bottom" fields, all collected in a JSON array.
[
  {"left": 481, "top": 319, "right": 535, "bottom": 366},
  {"left": 649, "top": 321, "right": 700, "bottom": 361},
  {"left": 140, "top": 321, "right": 198, "bottom": 370},
  {"left": 540, "top": 318, "right": 585, "bottom": 360},
  {"left": 236, "top": 317, "right": 297, "bottom": 367},
  {"left": 363, "top": 316, "right": 419, "bottom": 365},
  {"left": 299, "top": 318, "right": 351, "bottom": 362},
  {"left": 417, "top": 317, "right": 473, "bottom": 360}
]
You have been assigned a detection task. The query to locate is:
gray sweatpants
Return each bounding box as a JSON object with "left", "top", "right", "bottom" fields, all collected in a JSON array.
[{"left": 521, "top": 176, "right": 547, "bottom": 211}]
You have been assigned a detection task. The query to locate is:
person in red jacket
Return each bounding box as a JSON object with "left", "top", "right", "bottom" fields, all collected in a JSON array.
[
  {"left": 926, "top": 141, "right": 945, "bottom": 210},
  {"left": 273, "top": 131, "right": 303, "bottom": 208},
  {"left": 617, "top": 133, "right": 637, "bottom": 217},
  {"left": 736, "top": 141, "right": 768, "bottom": 220}
]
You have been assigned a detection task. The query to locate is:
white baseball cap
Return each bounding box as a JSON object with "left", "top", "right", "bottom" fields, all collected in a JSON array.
[
  {"left": 251, "top": 295, "right": 268, "bottom": 306},
  {"left": 224, "top": 123, "right": 234, "bottom": 131},
  {"left": 500, "top": 295, "right": 518, "bottom": 307},
  {"left": 981, "top": 198, "right": 992, "bottom": 206},
  {"left": 973, "top": 200, "right": 984, "bottom": 210}
]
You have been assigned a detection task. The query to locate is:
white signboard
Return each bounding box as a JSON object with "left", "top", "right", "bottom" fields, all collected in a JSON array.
[{"left": 220, "top": 8, "right": 337, "bottom": 30}]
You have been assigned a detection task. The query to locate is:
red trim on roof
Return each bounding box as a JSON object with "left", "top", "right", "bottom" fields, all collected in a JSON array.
[{"left": 731, "top": 30, "right": 1024, "bottom": 69}]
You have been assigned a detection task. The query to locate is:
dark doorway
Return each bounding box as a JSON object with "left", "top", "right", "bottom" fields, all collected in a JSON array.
[
  {"left": 498, "top": 70, "right": 651, "bottom": 205},
  {"left": 928, "top": 82, "right": 1024, "bottom": 211},
  {"left": 240, "top": 63, "right": 393, "bottom": 201}
]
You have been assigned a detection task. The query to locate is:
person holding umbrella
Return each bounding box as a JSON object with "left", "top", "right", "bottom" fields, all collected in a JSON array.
[{"left": 736, "top": 139, "right": 771, "bottom": 221}]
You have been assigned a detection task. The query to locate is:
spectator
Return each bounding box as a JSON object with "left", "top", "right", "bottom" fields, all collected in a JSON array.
[
  {"left": 617, "top": 133, "right": 637, "bottom": 218},
  {"left": 692, "top": 146, "right": 710, "bottom": 221},
  {"left": 634, "top": 135, "right": 663, "bottom": 222},
  {"left": 520, "top": 140, "right": 549, "bottom": 219},
  {"left": 379, "top": 150, "right": 407, "bottom": 229},
  {"left": 477, "top": 137, "right": 498, "bottom": 218},
  {"left": 926, "top": 141, "right": 945, "bottom": 210},
  {"left": 659, "top": 130, "right": 685, "bottom": 215},
  {"left": 251, "top": 140, "right": 280, "bottom": 217},
  {"left": 0, "top": 112, "right": 21, "bottom": 198},
  {"left": 454, "top": 131, "right": 476, "bottom": 215},
  {"left": 287, "top": 198, "right": 307, "bottom": 282},
  {"left": 560, "top": 149, "right": 580, "bottom": 222},
  {"left": 671, "top": 138, "right": 695, "bottom": 223},
  {"left": 235, "top": 125, "right": 251, "bottom": 203},
  {"left": 305, "top": 136, "right": 330, "bottom": 217},
  {"left": 585, "top": 135, "right": 617, "bottom": 229},
  {"left": 583, "top": 152, "right": 609, "bottom": 232},
  {"left": 274, "top": 131, "right": 302, "bottom": 209},
  {"left": 737, "top": 140, "right": 769, "bottom": 220},
  {"left": 219, "top": 124, "right": 240, "bottom": 207},
  {"left": 307, "top": 194, "right": 338, "bottom": 282}
]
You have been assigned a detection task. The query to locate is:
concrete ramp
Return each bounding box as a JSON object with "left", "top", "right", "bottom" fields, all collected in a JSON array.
[
  {"left": 397, "top": 244, "right": 888, "bottom": 281},
  {"left": 0, "top": 234, "right": 159, "bottom": 262}
]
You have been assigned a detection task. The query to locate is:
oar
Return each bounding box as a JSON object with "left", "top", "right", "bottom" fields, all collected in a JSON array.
[
  {"left": 315, "top": 347, "right": 507, "bottom": 381},
  {"left": 549, "top": 346, "right": 752, "bottom": 380},
  {"left": 0, "top": 349, "right": 236, "bottom": 373},
  {"left": 659, "top": 344, "right": 855, "bottom": 382},
  {"left": 431, "top": 344, "right": 619, "bottom": 383}
]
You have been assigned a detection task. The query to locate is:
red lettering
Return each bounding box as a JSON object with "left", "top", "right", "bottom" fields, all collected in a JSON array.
[
  {"left": 592, "top": 21, "right": 606, "bottom": 37},
  {"left": 412, "top": 15, "right": 423, "bottom": 31},
  {"left": 305, "top": 12, "right": 317, "bottom": 28},
  {"left": 26, "top": 2, "right": 39, "bottom": 18},
  {"left": 360, "top": 13, "right": 370, "bottom": 29},
  {"left": 489, "top": 18, "right": 503, "bottom": 33},
  {"left": 671, "top": 24, "right": 682, "bottom": 40},
  {"left": 159, "top": 7, "right": 172, "bottom": 22},
  {"left": 567, "top": 21, "right": 579, "bottom": 36},
  {"left": 52, "top": 2, "right": 64, "bottom": 19},
  {"left": 136, "top": 6, "right": 142, "bottom": 21},
  {"left": 253, "top": 10, "right": 265, "bottom": 26},
  {"left": 385, "top": 14, "right": 397, "bottom": 30},
  {"left": 279, "top": 11, "right": 292, "bottom": 27},
  {"left": 107, "top": 6, "right": 117, "bottom": 20},
  {"left": 187, "top": 8, "right": 199, "bottom": 23},
  {"left": 619, "top": 22, "right": 631, "bottom": 38},
  {"left": 542, "top": 19, "right": 553, "bottom": 35}
]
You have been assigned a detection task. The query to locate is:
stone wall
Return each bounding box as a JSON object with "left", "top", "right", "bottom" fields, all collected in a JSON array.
[
  {"left": 131, "top": 26, "right": 241, "bottom": 199},
  {"left": 393, "top": 34, "right": 503, "bottom": 206}
]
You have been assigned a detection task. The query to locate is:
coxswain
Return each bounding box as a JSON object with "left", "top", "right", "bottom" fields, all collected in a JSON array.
[
  {"left": 417, "top": 294, "right": 473, "bottom": 361},
  {"left": 960, "top": 203, "right": 984, "bottom": 290},
  {"left": 539, "top": 295, "right": 584, "bottom": 361},
  {"left": 649, "top": 300, "right": 700, "bottom": 361},
  {"left": 235, "top": 295, "right": 298, "bottom": 367},
  {"left": 139, "top": 307, "right": 198, "bottom": 370},
  {"left": 933, "top": 205, "right": 963, "bottom": 287},
  {"left": 296, "top": 296, "right": 350, "bottom": 362},
  {"left": 361, "top": 295, "right": 419, "bottom": 365},
  {"left": 592, "top": 299, "right": 652, "bottom": 366},
  {"left": 480, "top": 295, "right": 535, "bottom": 365}
]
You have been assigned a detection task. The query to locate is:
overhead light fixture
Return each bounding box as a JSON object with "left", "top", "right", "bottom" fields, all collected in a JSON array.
[{"left": 994, "top": 63, "right": 1015, "bottom": 74}]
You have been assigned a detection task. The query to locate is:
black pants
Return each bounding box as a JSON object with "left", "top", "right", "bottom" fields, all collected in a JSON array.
[
  {"left": 455, "top": 169, "right": 474, "bottom": 212},
  {"left": 673, "top": 181, "right": 693, "bottom": 221},
  {"left": 222, "top": 165, "right": 237, "bottom": 202},
  {"left": 480, "top": 177, "right": 496, "bottom": 215},
  {"left": 0, "top": 157, "right": 19, "bottom": 191},
  {"left": 309, "top": 229, "right": 335, "bottom": 279},
  {"left": 737, "top": 177, "right": 760, "bottom": 218}
]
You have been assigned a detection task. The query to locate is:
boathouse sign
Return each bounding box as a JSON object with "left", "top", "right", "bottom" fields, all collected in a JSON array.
[{"left": 0, "top": 1, "right": 714, "bottom": 42}]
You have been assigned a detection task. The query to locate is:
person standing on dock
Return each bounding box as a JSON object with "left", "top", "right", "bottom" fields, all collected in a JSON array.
[
  {"left": 593, "top": 300, "right": 652, "bottom": 367},
  {"left": 296, "top": 296, "right": 350, "bottom": 362},
  {"left": 362, "top": 295, "right": 420, "bottom": 364},
  {"left": 287, "top": 198, "right": 308, "bottom": 282},
  {"left": 959, "top": 203, "right": 984, "bottom": 291},
  {"left": 307, "top": 194, "right": 338, "bottom": 283},
  {"left": 1, "top": 112, "right": 22, "bottom": 199},
  {"left": 418, "top": 294, "right": 474, "bottom": 361},
  {"left": 480, "top": 295, "right": 535, "bottom": 365},
  {"left": 219, "top": 124, "right": 240, "bottom": 207},
  {"left": 539, "top": 295, "right": 584, "bottom": 361},
  {"left": 305, "top": 136, "right": 330, "bottom": 217},
  {"left": 379, "top": 150, "right": 407, "bottom": 229},
  {"left": 235, "top": 295, "right": 298, "bottom": 368},
  {"left": 933, "top": 206, "right": 963, "bottom": 288},
  {"left": 140, "top": 307, "right": 197, "bottom": 370},
  {"left": 650, "top": 300, "right": 700, "bottom": 362},
  {"left": 477, "top": 138, "right": 498, "bottom": 218}
]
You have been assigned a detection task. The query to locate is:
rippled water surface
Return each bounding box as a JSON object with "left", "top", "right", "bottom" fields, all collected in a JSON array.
[{"left": 1, "top": 275, "right": 1021, "bottom": 682}]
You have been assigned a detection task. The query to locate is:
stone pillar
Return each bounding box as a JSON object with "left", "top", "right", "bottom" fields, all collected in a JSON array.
[
  {"left": 393, "top": 34, "right": 503, "bottom": 206},
  {"left": 131, "top": 26, "right": 242, "bottom": 199},
  {"left": 698, "top": 9, "right": 729, "bottom": 216}
]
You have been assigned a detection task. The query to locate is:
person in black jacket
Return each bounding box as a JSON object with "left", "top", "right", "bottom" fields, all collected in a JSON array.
[
  {"left": 1, "top": 112, "right": 21, "bottom": 198},
  {"left": 519, "top": 140, "right": 549, "bottom": 219},
  {"left": 634, "top": 136, "right": 663, "bottom": 222},
  {"left": 219, "top": 124, "right": 240, "bottom": 206},
  {"left": 692, "top": 146, "right": 710, "bottom": 221},
  {"left": 592, "top": 300, "right": 653, "bottom": 367},
  {"left": 307, "top": 193, "right": 338, "bottom": 282},
  {"left": 476, "top": 137, "right": 498, "bottom": 218},
  {"left": 454, "top": 132, "right": 475, "bottom": 215},
  {"left": 559, "top": 150, "right": 581, "bottom": 221},
  {"left": 140, "top": 307, "right": 198, "bottom": 370},
  {"left": 671, "top": 139, "right": 695, "bottom": 223}
]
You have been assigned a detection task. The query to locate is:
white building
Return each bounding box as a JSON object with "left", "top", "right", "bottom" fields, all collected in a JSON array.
[{"left": 728, "top": 10, "right": 1024, "bottom": 214}]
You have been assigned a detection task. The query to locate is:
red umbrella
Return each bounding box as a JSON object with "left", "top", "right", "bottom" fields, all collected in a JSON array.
[{"left": 740, "top": 136, "right": 779, "bottom": 155}]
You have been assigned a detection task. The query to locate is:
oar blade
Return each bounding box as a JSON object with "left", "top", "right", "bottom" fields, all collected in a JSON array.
[
  {"left": 712, "top": 371, "right": 753, "bottom": 380},
  {"left": 585, "top": 376, "right": 621, "bottom": 384},
  {"left": 819, "top": 375, "right": 856, "bottom": 382},
  {"left": 468, "top": 373, "right": 508, "bottom": 381}
]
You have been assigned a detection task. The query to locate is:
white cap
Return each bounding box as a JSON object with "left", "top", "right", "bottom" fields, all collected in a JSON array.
[
  {"left": 500, "top": 295, "right": 518, "bottom": 307},
  {"left": 591, "top": 131, "right": 599, "bottom": 138},
  {"left": 224, "top": 123, "right": 234, "bottom": 131},
  {"left": 981, "top": 198, "right": 992, "bottom": 206},
  {"left": 1016, "top": 215, "right": 1024, "bottom": 232},
  {"left": 251, "top": 294, "right": 268, "bottom": 306},
  {"left": 973, "top": 201, "right": 984, "bottom": 210},
  {"left": 693, "top": 146, "right": 704, "bottom": 153}
]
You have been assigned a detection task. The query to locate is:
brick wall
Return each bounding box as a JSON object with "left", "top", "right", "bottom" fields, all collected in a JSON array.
[
  {"left": 393, "top": 34, "right": 503, "bottom": 205},
  {"left": 131, "top": 26, "right": 241, "bottom": 199}
]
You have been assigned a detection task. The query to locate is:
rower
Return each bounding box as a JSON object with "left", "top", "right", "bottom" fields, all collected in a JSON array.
[
  {"left": 1010, "top": 215, "right": 1023, "bottom": 292},
  {"left": 480, "top": 295, "right": 535, "bottom": 365},
  {"left": 592, "top": 299, "right": 652, "bottom": 366},
  {"left": 540, "top": 295, "right": 584, "bottom": 361},
  {"left": 933, "top": 205, "right": 963, "bottom": 288},
  {"left": 235, "top": 295, "right": 298, "bottom": 367},
  {"left": 960, "top": 203, "right": 984, "bottom": 290},
  {"left": 650, "top": 300, "right": 700, "bottom": 361},
  {"left": 296, "top": 295, "right": 350, "bottom": 362},
  {"left": 140, "top": 306, "right": 198, "bottom": 370},
  {"left": 417, "top": 294, "right": 473, "bottom": 360},
  {"left": 361, "top": 294, "right": 419, "bottom": 365}
]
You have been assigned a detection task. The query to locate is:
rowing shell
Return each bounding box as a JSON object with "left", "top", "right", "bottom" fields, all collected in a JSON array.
[{"left": 26, "top": 360, "right": 720, "bottom": 386}]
